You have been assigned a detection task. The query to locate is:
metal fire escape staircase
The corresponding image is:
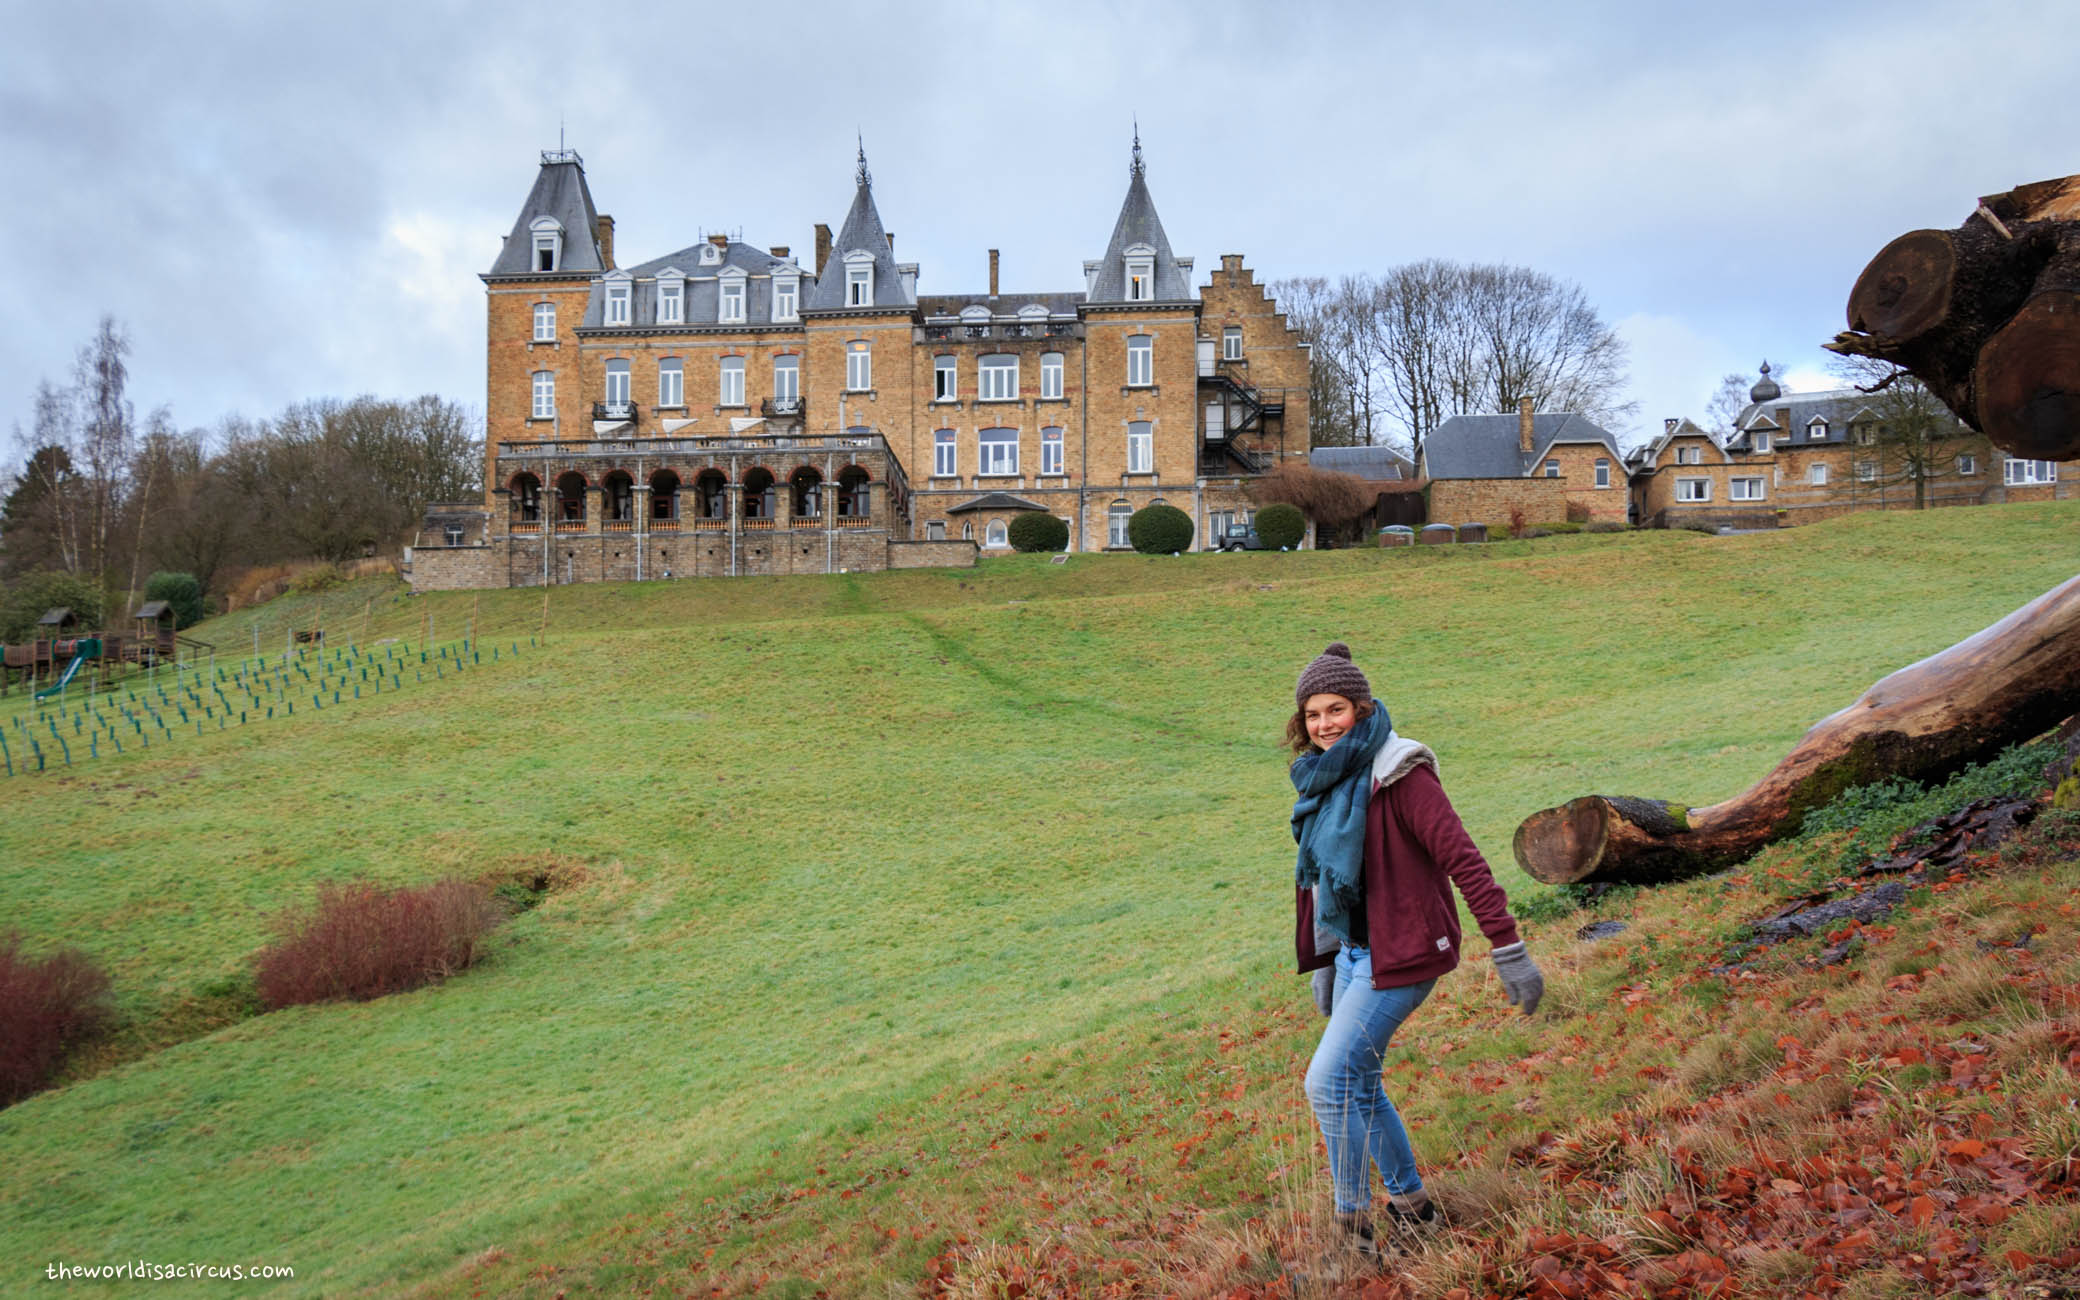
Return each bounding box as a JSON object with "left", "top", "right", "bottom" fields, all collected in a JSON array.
[{"left": 1200, "top": 367, "right": 1284, "bottom": 474}]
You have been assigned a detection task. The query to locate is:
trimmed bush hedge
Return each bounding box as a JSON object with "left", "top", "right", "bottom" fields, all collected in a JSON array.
[
  {"left": 254, "top": 878, "right": 505, "bottom": 1009},
  {"left": 1007, "top": 511, "right": 1068, "bottom": 553},
  {"left": 1127, "top": 504, "right": 1194, "bottom": 555},
  {"left": 1254, "top": 503, "right": 1305, "bottom": 550},
  {"left": 0, "top": 931, "right": 112, "bottom": 1106}
]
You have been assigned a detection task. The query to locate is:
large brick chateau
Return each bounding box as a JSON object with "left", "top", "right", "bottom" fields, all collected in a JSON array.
[{"left": 407, "top": 140, "right": 1309, "bottom": 590}]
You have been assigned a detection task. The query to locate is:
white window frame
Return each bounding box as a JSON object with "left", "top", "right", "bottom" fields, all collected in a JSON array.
[
  {"left": 1205, "top": 401, "right": 1225, "bottom": 440},
  {"left": 985, "top": 519, "right": 1008, "bottom": 549},
  {"left": 1730, "top": 476, "right": 1765, "bottom": 501},
  {"left": 933, "top": 430, "right": 957, "bottom": 478},
  {"left": 771, "top": 355, "right": 799, "bottom": 402},
  {"left": 2005, "top": 458, "right": 2058, "bottom": 485},
  {"left": 657, "top": 358, "right": 683, "bottom": 408},
  {"left": 1127, "top": 421, "right": 1153, "bottom": 474},
  {"left": 1125, "top": 247, "right": 1155, "bottom": 302},
  {"left": 604, "top": 279, "right": 631, "bottom": 326},
  {"left": 1222, "top": 326, "right": 1243, "bottom": 361},
  {"left": 1107, "top": 502, "right": 1132, "bottom": 547},
  {"left": 1809, "top": 418, "right": 1829, "bottom": 441},
  {"left": 934, "top": 355, "right": 958, "bottom": 402},
  {"left": 719, "top": 356, "right": 745, "bottom": 407},
  {"left": 1126, "top": 335, "right": 1153, "bottom": 388},
  {"left": 1855, "top": 459, "right": 1877, "bottom": 482},
  {"left": 533, "top": 301, "right": 556, "bottom": 342},
  {"left": 1040, "top": 352, "right": 1063, "bottom": 400},
  {"left": 1594, "top": 458, "right": 1611, "bottom": 488},
  {"left": 772, "top": 275, "right": 799, "bottom": 322},
  {"left": 1809, "top": 463, "right": 1829, "bottom": 486},
  {"left": 1754, "top": 432, "right": 1771, "bottom": 453},
  {"left": 531, "top": 370, "right": 555, "bottom": 419},
  {"left": 1041, "top": 427, "right": 1064, "bottom": 476},
  {"left": 657, "top": 273, "right": 684, "bottom": 325},
  {"left": 978, "top": 428, "right": 1019, "bottom": 477},
  {"left": 530, "top": 217, "right": 562, "bottom": 272},
  {"left": 1543, "top": 459, "right": 1560, "bottom": 478},
  {"left": 845, "top": 252, "right": 874, "bottom": 307},
  {"left": 846, "top": 344, "right": 871, "bottom": 392},
  {"left": 603, "top": 360, "right": 631, "bottom": 414},
  {"left": 1675, "top": 477, "right": 1711, "bottom": 503},
  {"left": 1853, "top": 424, "right": 1877, "bottom": 447},
  {"left": 1957, "top": 453, "right": 1978, "bottom": 476},
  {"left": 1677, "top": 444, "right": 1701, "bottom": 465},
  {"left": 717, "top": 273, "right": 746, "bottom": 325},
  {"left": 979, "top": 354, "right": 1018, "bottom": 402}
]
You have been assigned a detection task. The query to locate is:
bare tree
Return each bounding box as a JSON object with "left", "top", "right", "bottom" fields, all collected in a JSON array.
[
  {"left": 1830, "top": 354, "right": 1987, "bottom": 509},
  {"left": 1704, "top": 371, "right": 1754, "bottom": 439}
]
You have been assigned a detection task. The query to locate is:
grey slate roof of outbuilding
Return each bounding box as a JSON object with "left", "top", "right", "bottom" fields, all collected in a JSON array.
[
  {"left": 580, "top": 242, "right": 811, "bottom": 329},
  {"left": 487, "top": 158, "right": 606, "bottom": 277},
  {"left": 1421, "top": 412, "right": 1624, "bottom": 479},
  {"left": 1728, "top": 386, "right": 1889, "bottom": 450},
  {"left": 1308, "top": 446, "right": 1411, "bottom": 481},
  {"left": 945, "top": 491, "right": 1049, "bottom": 514},
  {"left": 804, "top": 158, "right": 914, "bottom": 312},
  {"left": 1085, "top": 151, "right": 1193, "bottom": 304}
]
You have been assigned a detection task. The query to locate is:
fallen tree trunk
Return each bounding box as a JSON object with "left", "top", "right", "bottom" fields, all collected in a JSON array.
[
  {"left": 1827, "top": 172, "right": 2080, "bottom": 462},
  {"left": 1512, "top": 572, "right": 2080, "bottom": 887}
]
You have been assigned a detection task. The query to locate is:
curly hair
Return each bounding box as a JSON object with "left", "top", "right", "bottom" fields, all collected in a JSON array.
[{"left": 1285, "top": 698, "right": 1374, "bottom": 758}]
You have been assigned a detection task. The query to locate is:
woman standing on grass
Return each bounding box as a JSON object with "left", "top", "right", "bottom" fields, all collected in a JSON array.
[{"left": 1287, "top": 642, "right": 1544, "bottom": 1251}]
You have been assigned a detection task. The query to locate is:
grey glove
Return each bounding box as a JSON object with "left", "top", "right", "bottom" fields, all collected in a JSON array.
[
  {"left": 1310, "top": 966, "right": 1335, "bottom": 1017},
  {"left": 1492, "top": 942, "right": 1544, "bottom": 1015}
]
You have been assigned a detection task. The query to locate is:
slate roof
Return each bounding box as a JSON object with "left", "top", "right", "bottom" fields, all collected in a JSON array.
[
  {"left": 580, "top": 242, "right": 810, "bottom": 330},
  {"left": 1308, "top": 446, "right": 1411, "bottom": 481},
  {"left": 1421, "top": 412, "right": 1624, "bottom": 479},
  {"left": 918, "top": 291, "right": 1085, "bottom": 318},
  {"left": 1635, "top": 418, "right": 1730, "bottom": 467},
  {"left": 804, "top": 161, "right": 914, "bottom": 312},
  {"left": 487, "top": 158, "right": 606, "bottom": 277},
  {"left": 945, "top": 492, "right": 1049, "bottom": 514},
  {"left": 1085, "top": 152, "right": 1194, "bottom": 304},
  {"left": 1728, "top": 386, "right": 1894, "bottom": 451}
]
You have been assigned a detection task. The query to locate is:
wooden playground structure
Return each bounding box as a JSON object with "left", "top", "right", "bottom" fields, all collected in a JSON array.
[{"left": 0, "top": 604, "right": 213, "bottom": 700}]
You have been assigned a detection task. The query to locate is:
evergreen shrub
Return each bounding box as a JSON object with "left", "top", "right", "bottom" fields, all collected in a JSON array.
[
  {"left": 1007, "top": 512, "right": 1068, "bottom": 553},
  {"left": 1127, "top": 504, "right": 1194, "bottom": 555},
  {"left": 143, "top": 572, "right": 207, "bottom": 629},
  {"left": 1254, "top": 503, "right": 1305, "bottom": 550},
  {"left": 0, "top": 572, "right": 106, "bottom": 643}
]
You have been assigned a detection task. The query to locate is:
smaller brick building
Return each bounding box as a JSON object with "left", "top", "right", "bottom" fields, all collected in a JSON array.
[{"left": 1419, "top": 399, "right": 1628, "bottom": 528}]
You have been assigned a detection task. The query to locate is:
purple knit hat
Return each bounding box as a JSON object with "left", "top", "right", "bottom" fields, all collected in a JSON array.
[{"left": 1295, "top": 642, "right": 1372, "bottom": 710}]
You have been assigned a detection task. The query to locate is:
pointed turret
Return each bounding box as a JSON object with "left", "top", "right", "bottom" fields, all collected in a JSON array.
[
  {"left": 804, "top": 141, "right": 913, "bottom": 311},
  {"left": 487, "top": 149, "right": 607, "bottom": 278},
  {"left": 1084, "top": 129, "right": 1192, "bottom": 304}
]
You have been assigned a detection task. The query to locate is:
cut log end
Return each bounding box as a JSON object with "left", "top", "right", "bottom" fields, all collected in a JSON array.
[
  {"left": 1975, "top": 291, "right": 2080, "bottom": 462},
  {"left": 1513, "top": 796, "right": 1612, "bottom": 886},
  {"left": 1847, "top": 229, "right": 1956, "bottom": 342}
]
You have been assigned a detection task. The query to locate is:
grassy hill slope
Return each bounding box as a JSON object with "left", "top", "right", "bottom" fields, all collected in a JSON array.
[{"left": 0, "top": 502, "right": 2074, "bottom": 1297}]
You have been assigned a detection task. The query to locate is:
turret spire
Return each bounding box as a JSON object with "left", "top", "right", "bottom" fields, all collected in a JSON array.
[
  {"left": 1130, "top": 118, "right": 1144, "bottom": 179},
  {"left": 856, "top": 132, "right": 871, "bottom": 189}
]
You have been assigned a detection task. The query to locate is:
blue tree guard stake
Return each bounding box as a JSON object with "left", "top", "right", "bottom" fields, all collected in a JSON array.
[
  {"left": 0, "top": 728, "right": 13, "bottom": 777},
  {"left": 31, "top": 738, "right": 44, "bottom": 771},
  {"left": 56, "top": 734, "right": 70, "bottom": 765}
]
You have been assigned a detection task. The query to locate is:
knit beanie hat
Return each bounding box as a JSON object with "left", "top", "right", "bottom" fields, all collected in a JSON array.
[{"left": 1295, "top": 642, "right": 1372, "bottom": 710}]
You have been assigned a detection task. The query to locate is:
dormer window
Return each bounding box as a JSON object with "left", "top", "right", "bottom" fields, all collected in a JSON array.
[
  {"left": 1809, "top": 417, "right": 1829, "bottom": 441},
  {"left": 698, "top": 241, "right": 722, "bottom": 266},
  {"left": 530, "top": 217, "right": 563, "bottom": 272},
  {"left": 656, "top": 271, "right": 683, "bottom": 325},
  {"left": 604, "top": 274, "right": 631, "bottom": 326},
  {"left": 1124, "top": 243, "right": 1156, "bottom": 301},
  {"left": 718, "top": 271, "right": 747, "bottom": 325},
  {"left": 844, "top": 252, "right": 875, "bottom": 307},
  {"left": 773, "top": 274, "right": 799, "bottom": 322}
]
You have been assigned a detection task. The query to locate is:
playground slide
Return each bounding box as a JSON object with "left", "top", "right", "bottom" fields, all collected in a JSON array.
[{"left": 34, "top": 653, "right": 87, "bottom": 701}]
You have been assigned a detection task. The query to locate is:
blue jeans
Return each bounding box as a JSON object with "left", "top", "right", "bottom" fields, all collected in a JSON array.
[{"left": 1303, "top": 945, "right": 1435, "bottom": 1213}]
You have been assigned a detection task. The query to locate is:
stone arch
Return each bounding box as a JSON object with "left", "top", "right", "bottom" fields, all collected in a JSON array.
[{"left": 553, "top": 471, "right": 588, "bottom": 523}]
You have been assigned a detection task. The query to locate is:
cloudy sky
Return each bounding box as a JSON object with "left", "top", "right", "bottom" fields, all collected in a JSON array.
[{"left": 3, "top": 0, "right": 2073, "bottom": 452}]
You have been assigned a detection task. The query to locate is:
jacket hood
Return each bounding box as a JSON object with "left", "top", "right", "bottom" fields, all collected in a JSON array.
[{"left": 1371, "top": 732, "right": 1437, "bottom": 791}]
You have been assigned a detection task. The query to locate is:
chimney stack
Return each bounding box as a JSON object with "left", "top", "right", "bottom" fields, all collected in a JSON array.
[
  {"left": 596, "top": 214, "right": 615, "bottom": 269},
  {"left": 708, "top": 233, "right": 728, "bottom": 250},
  {"left": 814, "top": 223, "right": 832, "bottom": 277},
  {"left": 988, "top": 249, "right": 1000, "bottom": 299},
  {"left": 1664, "top": 417, "right": 1678, "bottom": 435},
  {"left": 885, "top": 231, "right": 895, "bottom": 255},
  {"left": 769, "top": 246, "right": 790, "bottom": 259},
  {"left": 1518, "top": 396, "right": 1535, "bottom": 453}
]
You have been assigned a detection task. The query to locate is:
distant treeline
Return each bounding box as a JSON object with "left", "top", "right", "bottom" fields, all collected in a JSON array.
[{"left": 0, "top": 316, "right": 479, "bottom": 619}]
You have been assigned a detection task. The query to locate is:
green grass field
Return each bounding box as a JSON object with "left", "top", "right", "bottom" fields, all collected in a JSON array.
[{"left": 1, "top": 502, "right": 2075, "bottom": 1296}]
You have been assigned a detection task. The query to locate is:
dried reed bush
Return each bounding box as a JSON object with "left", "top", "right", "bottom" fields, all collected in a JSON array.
[
  {"left": 254, "top": 877, "right": 504, "bottom": 1010},
  {"left": 0, "top": 931, "right": 113, "bottom": 1105}
]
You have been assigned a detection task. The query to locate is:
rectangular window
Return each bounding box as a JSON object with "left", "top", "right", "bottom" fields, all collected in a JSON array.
[
  {"left": 658, "top": 281, "right": 683, "bottom": 325},
  {"left": 933, "top": 430, "right": 956, "bottom": 478},
  {"left": 926, "top": 520, "right": 945, "bottom": 541},
  {"left": 1543, "top": 459, "right": 1560, "bottom": 478},
  {"left": 1675, "top": 477, "right": 1710, "bottom": 502},
  {"left": 979, "top": 428, "right": 1019, "bottom": 476},
  {"left": 1855, "top": 459, "right": 1877, "bottom": 482},
  {"left": 1041, "top": 352, "right": 1064, "bottom": 400},
  {"left": 1205, "top": 401, "right": 1225, "bottom": 439},
  {"left": 1677, "top": 445, "right": 1701, "bottom": 465},
  {"left": 1108, "top": 506, "right": 1132, "bottom": 547},
  {"left": 2005, "top": 458, "right": 2059, "bottom": 485},
  {"left": 1041, "top": 427, "right": 1063, "bottom": 476},
  {"left": 1126, "top": 258, "right": 1153, "bottom": 301},
  {"left": 444, "top": 525, "right": 464, "bottom": 547},
  {"left": 979, "top": 354, "right": 1018, "bottom": 402},
  {"left": 1809, "top": 463, "right": 1829, "bottom": 486},
  {"left": 1854, "top": 425, "right": 1876, "bottom": 446},
  {"left": 1957, "top": 453, "right": 1978, "bottom": 475},
  {"left": 847, "top": 264, "right": 871, "bottom": 306},
  {"left": 533, "top": 302, "right": 556, "bottom": 342},
  {"left": 719, "top": 279, "right": 745, "bottom": 324},
  {"left": 534, "top": 235, "right": 558, "bottom": 271},
  {"left": 604, "top": 360, "right": 631, "bottom": 414},
  {"left": 605, "top": 283, "right": 630, "bottom": 326},
  {"left": 773, "top": 277, "right": 798, "bottom": 322},
  {"left": 1594, "top": 458, "right": 1611, "bottom": 488},
  {"left": 846, "top": 344, "right": 871, "bottom": 391},
  {"left": 772, "top": 355, "right": 799, "bottom": 402},
  {"left": 719, "top": 357, "right": 745, "bottom": 407},
  {"left": 1126, "top": 335, "right": 1152, "bottom": 387},
  {"left": 1754, "top": 432, "right": 1771, "bottom": 453},
  {"left": 657, "top": 358, "right": 683, "bottom": 408},
  {"left": 1127, "top": 421, "right": 1152, "bottom": 473},
  {"left": 934, "top": 355, "right": 957, "bottom": 402},
  {"left": 1222, "top": 326, "right": 1243, "bottom": 361},
  {"left": 1730, "top": 477, "right": 1765, "bottom": 501},
  {"left": 531, "top": 370, "right": 555, "bottom": 419}
]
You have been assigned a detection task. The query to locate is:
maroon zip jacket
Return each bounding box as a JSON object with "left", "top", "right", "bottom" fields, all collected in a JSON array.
[{"left": 1293, "top": 756, "right": 1521, "bottom": 989}]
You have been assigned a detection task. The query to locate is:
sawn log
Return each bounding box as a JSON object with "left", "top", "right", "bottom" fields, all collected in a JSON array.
[{"left": 1512, "top": 572, "right": 2080, "bottom": 887}]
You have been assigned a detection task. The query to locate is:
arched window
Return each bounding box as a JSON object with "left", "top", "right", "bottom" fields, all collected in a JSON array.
[
  {"left": 985, "top": 519, "right": 1008, "bottom": 548},
  {"left": 838, "top": 467, "right": 872, "bottom": 518},
  {"left": 790, "top": 467, "right": 823, "bottom": 518},
  {"left": 530, "top": 216, "right": 563, "bottom": 272},
  {"left": 511, "top": 473, "right": 542, "bottom": 522},
  {"left": 694, "top": 470, "right": 727, "bottom": 519},
  {"left": 742, "top": 468, "right": 776, "bottom": 519},
  {"left": 602, "top": 470, "right": 635, "bottom": 522},
  {"left": 554, "top": 472, "right": 587, "bottom": 523},
  {"left": 650, "top": 470, "right": 680, "bottom": 520},
  {"left": 1107, "top": 500, "right": 1132, "bottom": 548}
]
